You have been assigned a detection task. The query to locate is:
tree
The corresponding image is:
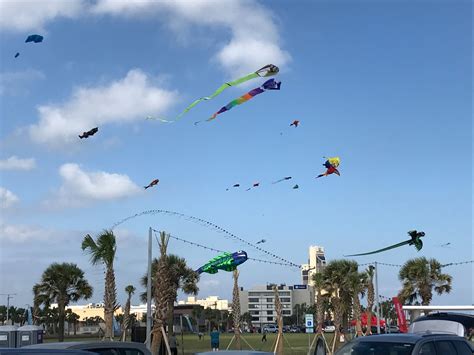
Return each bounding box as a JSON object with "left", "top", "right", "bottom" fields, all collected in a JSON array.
[
  {"left": 33, "top": 263, "right": 92, "bottom": 342},
  {"left": 82, "top": 230, "right": 118, "bottom": 340},
  {"left": 121, "top": 285, "right": 136, "bottom": 341},
  {"left": 347, "top": 271, "right": 367, "bottom": 337},
  {"left": 398, "top": 257, "right": 452, "bottom": 305},
  {"left": 365, "top": 265, "right": 375, "bottom": 335},
  {"left": 65, "top": 310, "right": 80, "bottom": 335},
  {"left": 322, "top": 259, "right": 357, "bottom": 352},
  {"left": 232, "top": 269, "right": 241, "bottom": 350},
  {"left": 311, "top": 272, "right": 326, "bottom": 334}
]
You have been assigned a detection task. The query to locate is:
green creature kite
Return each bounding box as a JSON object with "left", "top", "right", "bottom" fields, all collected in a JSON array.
[
  {"left": 146, "top": 64, "right": 279, "bottom": 122},
  {"left": 344, "top": 230, "right": 425, "bottom": 257},
  {"left": 196, "top": 251, "right": 248, "bottom": 274}
]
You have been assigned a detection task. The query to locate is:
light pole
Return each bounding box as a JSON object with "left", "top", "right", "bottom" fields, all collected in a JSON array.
[
  {"left": 145, "top": 228, "right": 152, "bottom": 350},
  {"left": 374, "top": 262, "right": 381, "bottom": 334},
  {"left": 0, "top": 294, "right": 16, "bottom": 324}
]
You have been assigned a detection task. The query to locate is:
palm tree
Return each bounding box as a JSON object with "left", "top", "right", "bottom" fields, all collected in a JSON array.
[
  {"left": 140, "top": 232, "right": 199, "bottom": 355},
  {"left": 33, "top": 263, "right": 92, "bottom": 342},
  {"left": 232, "top": 269, "right": 241, "bottom": 350},
  {"left": 322, "top": 259, "right": 357, "bottom": 352},
  {"left": 347, "top": 271, "right": 367, "bottom": 337},
  {"left": 82, "top": 230, "right": 118, "bottom": 340},
  {"left": 65, "top": 310, "right": 80, "bottom": 335},
  {"left": 121, "top": 285, "right": 136, "bottom": 341},
  {"left": 311, "top": 272, "right": 326, "bottom": 334},
  {"left": 365, "top": 265, "right": 375, "bottom": 335},
  {"left": 398, "top": 257, "right": 452, "bottom": 305}
]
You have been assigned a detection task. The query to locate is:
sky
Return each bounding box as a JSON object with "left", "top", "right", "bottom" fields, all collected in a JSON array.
[{"left": 0, "top": 0, "right": 472, "bottom": 309}]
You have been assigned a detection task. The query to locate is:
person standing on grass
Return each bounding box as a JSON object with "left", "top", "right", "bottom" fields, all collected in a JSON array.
[
  {"left": 169, "top": 333, "right": 178, "bottom": 355},
  {"left": 210, "top": 327, "right": 220, "bottom": 351},
  {"left": 261, "top": 329, "right": 267, "bottom": 342}
]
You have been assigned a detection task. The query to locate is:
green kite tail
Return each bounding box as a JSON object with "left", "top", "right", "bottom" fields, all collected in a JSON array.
[
  {"left": 344, "top": 240, "right": 411, "bottom": 257},
  {"left": 147, "top": 64, "right": 279, "bottom": 123}
]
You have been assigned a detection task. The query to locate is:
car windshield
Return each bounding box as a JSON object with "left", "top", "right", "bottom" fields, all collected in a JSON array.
[{"left": 336, "top": 341, "right": 415, "bottom": 355}]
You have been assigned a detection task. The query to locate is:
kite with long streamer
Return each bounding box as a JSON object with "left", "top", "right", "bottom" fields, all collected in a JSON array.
[
  {"left": 147, "top": 64, "right": 279, "bottom": 122},
  {"left": 196, "top": 251, "right": 248, "bottom": 274},
  {"left": 272, "top": 176, "right": 292, "bottom": 184},
  {"left": 344, "top": 230, "right": 426, "bottom": 257},
  {"left": 196, "top": 78, "right": 281, "bottom": 124}
]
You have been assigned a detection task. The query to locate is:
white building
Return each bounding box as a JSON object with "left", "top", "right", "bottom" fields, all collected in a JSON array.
[
  {"left": 239, "top": 284, "right": 314, "bottom": 327},
  {"left": 177, "top": 296, "right": 229, "bottom": 311},
  {"left": 301, "top": 245, "right": 326, "bottom": 286}
]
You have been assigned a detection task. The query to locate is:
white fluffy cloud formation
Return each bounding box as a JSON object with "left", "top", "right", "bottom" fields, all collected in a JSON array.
[
  {"left": 91, "top": 0, "right": 291, "bottom": 76},
  {"left": 0, "top": 0, "right": 84, "bottom": 32},
  {"left": 0, "top": 223, "right": 56, "bottom": 243},
  {"left": 49, "top": 163, "right": 141, "bottom": 207},
  {"left": 0, "top": 156, "right": 36, "bottom": 171},
  {"left": 2, "top": 1, "right": 290, "bottom": 78},
  {"left": 28, "top": 69, "right": 178, "bottom": 145},
  {"left": 0, "top": 187, "right": 20, "bottom": 209}
]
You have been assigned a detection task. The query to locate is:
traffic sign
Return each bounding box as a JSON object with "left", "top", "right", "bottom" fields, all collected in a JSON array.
[{"left": 305, "top": 313, "right": 314, "bottom": 331}]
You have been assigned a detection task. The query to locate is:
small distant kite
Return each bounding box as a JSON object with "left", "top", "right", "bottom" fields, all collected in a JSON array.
[
  {"left": 246, "top": 182, "right": 260, "bottom": 191},
  {"left": 226, "top": 183, "right": 240, "bottom": 191},
  {"left": 79, "top": 127, "right": 98, "bottom": 139},
  {"left": 272, "top": 176, "right": 292, "bottom": 184},
  {"left": 25, "top": 34, "right": 43, "bottom": 43},
  {"left": 292, "top": 184, "right": 299, "bottom": 189},
  {"left": 316, "top": 157, "right": 340, "bottom": 178},
  {"left": 344, "top": 230, "right": 426, "bottom": 257},
  {"left": 290, "top": 120, "right": 300, "bottom": 127},
  {"left": 196, "top": 251, "right": 248, "bottom": 274},
  {"left": 144, "top": 179, "right": 159, "bottom": 190},
  {"left": 256, "top": 239, "right": 266, "bottom": 245},
  {"left": 197, "top": 78, "right": 281, "bottom": 124},
  {"left": 14, "top": 52, "right": 20, "bottom": 58},
  {"left": 438, "top": 242, "right": 451, "bottom": 248},
  {"left": 147, "top": 64, "right": 279, "bottom": 123}
]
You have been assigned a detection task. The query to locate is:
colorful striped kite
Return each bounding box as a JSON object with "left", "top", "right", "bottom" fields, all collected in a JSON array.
[{"left": 196, "top": 78, "right": 281, "bottom": 124}]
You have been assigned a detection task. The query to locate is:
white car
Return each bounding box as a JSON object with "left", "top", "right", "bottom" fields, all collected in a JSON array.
[
  {"left": 263, "top": 325, "right": 278, "bottom": 333},
  {"left": 323, "top": 325, "right": 336, "bottom": 333}
]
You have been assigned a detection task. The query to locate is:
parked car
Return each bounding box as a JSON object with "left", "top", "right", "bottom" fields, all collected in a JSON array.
[
  {"left": 409, "top": 312, "right": 474, "bottom": 338},
  {"left": 25, "top": 342, "right": 151, "bottom": 355},
  {"left": 334, "top": 333, "right": 474, "bottom": 355},
  {"left": 262, "top": 325, "right": 278, "bottom": 333},
  {"left": 323, "top": 325, "right": 335, "bottom": 333}
]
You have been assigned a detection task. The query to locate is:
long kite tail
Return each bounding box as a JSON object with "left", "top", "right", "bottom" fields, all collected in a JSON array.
[{"left": 344, "top": 239, "right": 411, "bottom": 257}]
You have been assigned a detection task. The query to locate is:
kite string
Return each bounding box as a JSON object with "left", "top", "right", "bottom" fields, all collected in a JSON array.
[
  {"left": 154, "top": 229, "right": 298, "bottom": 268},
  {"left": 111, "top": 209, "right": 300, "bottom": 268},
  {"left": 358, "top": 260, "right": 473, "bottom": 268}
]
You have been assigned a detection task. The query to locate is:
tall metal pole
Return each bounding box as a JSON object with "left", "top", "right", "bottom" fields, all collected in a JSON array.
[
  {"left": 374, "top": 262, "right": 381, "bottom": 334},
  {"left": 146, "top": 227, "right": 153, "bottom": 349},
  {"left": 1, "top": 294, "right": 16, "bottom": 324}
]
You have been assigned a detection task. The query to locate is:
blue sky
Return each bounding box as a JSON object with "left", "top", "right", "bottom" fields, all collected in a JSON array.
[{"left": 0, "top": 0, "right": 472, "bottom": 308}]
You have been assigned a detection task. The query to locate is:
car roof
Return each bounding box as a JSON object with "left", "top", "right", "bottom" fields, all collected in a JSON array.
[
  {"left": 414, "top": 312, "right": 474, "bottom": 328},
  {"left": 0, "top": 349, "right": 95, "bottom": 354},
  {"left": 25, "top": 341, "right": 148, "bottom": 351},
  {"left": 348, "top": 333, "right": 466, "bottom": 344}
]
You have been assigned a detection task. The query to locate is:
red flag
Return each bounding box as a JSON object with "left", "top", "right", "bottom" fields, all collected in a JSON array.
[{"left": 392, "top": 296, "right": 408, "bottom": 333}]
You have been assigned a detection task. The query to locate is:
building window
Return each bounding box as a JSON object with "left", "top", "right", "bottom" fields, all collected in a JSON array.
[
  {"left": 279, "top": 292, "right": 291, "bottom": 296},
  {"left": 266, "top": 298, "right": 273, "bottom": 302},
  {"left": 252, "top": 316, "right": 259, "bottom": 321},
  {"left": 249, "top": 304, "right": 257, "bottom": 309},
  {"left": 266, "top": 305, "right": 273, "bottom": 309},
  {"left": 249, "top": 311, "right": 259, "bottom": 315},
  {"left": 282, "top": 310, "right": 291, "bottom": 315},
  {"left": 267, "top": 317, "right": 274, "bottom": 321},
  {"left": 266, "top": 311, "right": 273, "bottom": 315},
  {"left": 249, "top": 298, "right": 259, "bottom": 303},
  {"left": 281, "top": 298, "right": 291, "bottom": 303}
]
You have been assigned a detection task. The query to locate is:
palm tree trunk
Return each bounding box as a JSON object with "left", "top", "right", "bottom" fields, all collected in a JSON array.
[
  {"left": 104, "top": 265, "right": 117, "bottom": 340},
  {"left": 232, "top": 270, "right": 241, "bottom": 350},
  {"left": 58, "top": 302, "right": 65, "bottom": 342},
  {"left": 332, "top": 297, "right": 343, "bottom": 353},
  {"left": 316, "top": 291, "right": 324, "bottom": 334},
  {"left": 353, "top": 294, "right": 362, "bottom": 337}
]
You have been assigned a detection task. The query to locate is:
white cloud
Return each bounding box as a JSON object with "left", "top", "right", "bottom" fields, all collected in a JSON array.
[
  {"left": 0, "top": 69, "right": 45, "bottom": 96},
  {"left": 90, "top": 0, "right": 291, "bottom": 77},
  {"left": 0, "top": 156, "right": 36, "bottom": 171},
  {"left": 47, "top": 163, "right": 142, "bottom": 207},
  {"left": 0, "top": 187, "right": 20, "bottom": 209},
  {"left": 0, "top": 0, "right": 84, "bottom": 32},
  {"left": 28, "top": 69, "right": 178, "bottom": 145},
  {"left": 0, "top": 223, "right": 56, "bottom": 243}
]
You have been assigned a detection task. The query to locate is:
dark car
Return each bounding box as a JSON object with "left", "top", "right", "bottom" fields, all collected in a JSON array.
[
  {"left": 0, "top": 350, "right": 96, "bottom": 355},
  {"left": 333, "top": 333, "right": 474, "bottom": 355},
  {"left": 409, "top": 312, "right": 474, "bottom": 338},
  {"left": 24, "top": 342, "right": 150, "bottom": 355}
]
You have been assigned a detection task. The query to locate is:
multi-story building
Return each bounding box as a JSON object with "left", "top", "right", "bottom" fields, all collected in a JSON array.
[
  {"left": 301, "top": 245, "right": 326, "bottom": 286},
  {"left": 177, "top": 296, "right": 229, "bottom": 311},
  {"left": 239, "top": 284, "right": 314, "bottom": 327}
]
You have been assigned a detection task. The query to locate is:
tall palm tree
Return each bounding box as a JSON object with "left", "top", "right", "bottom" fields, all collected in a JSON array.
[
  {"left": 398, "top": 257, "right": 452, "bottom": 305},
  {"left": 82, "top": 230, "right": 118, "bottom": 340},
  {"left": 311, "top": 272, "right": 326, "bottom": 334},
  {"left": 33, "top": 263, "right": 92, "bottom": 342},
  {"left": 322, "top": 259, "right": 357, "bottom": 352},
  {"left": 121, "top": 285, "right": 136, "bottom": 341},
  {"left": 65, "top": 310, "right": 80, "bottom": 335},
  {"left": 365, "top": 265, "right": 375, "bottom": 335},
  {"left": 347, "top": 271, "right": 367, "bottom": 337}
]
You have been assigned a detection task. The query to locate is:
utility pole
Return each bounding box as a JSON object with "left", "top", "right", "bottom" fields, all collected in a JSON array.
[
  {"left": 0, "top": 294, "right": 16, "bottom": 324},
  {"left": 374, "top": 262, "right": 381, "bottom": 334},
  {"left": 146, "top": 227, "right": 152, "bottom": 350}
]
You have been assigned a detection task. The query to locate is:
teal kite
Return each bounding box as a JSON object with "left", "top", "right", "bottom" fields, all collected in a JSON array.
[
  {"left": 147, "top": 64, "right": 279, "bottom": 122},
  {"left": 345, "top": 230, "right": 425, "bottom": 257},
  {"left": 196, "top": 251, "right": 248, "bottom": 274}
]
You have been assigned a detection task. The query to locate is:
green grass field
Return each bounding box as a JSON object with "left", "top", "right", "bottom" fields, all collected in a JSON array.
[{"left": 46, "top": 333, "right": 339, "bottom": 354}]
